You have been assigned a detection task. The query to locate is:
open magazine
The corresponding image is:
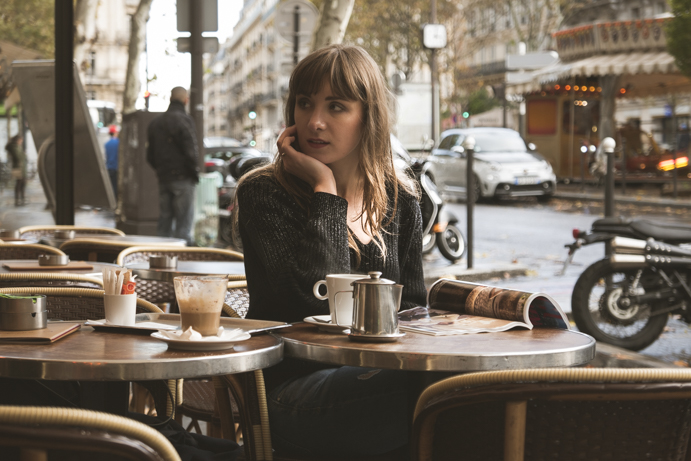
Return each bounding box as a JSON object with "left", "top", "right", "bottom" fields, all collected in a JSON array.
[{"left": 398, "top": 279, "right": 570, "bottom": 336}]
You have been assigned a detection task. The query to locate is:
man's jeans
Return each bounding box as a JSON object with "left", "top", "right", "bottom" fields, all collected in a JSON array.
[
  {"left": 158, "top": 179, "right": 196, "bottom": 245},
  {"left": 268, "top": 366, "right": 409, "bottom": 457}
]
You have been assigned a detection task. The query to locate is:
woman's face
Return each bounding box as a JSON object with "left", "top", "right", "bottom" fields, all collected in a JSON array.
[{"left": 293, "top": 81, "right": 364, "bottom": 168}]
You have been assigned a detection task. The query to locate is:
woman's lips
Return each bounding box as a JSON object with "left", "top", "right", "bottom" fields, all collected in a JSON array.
[{"left": 307, "top": 139, "right": 329, "bottom": 149}]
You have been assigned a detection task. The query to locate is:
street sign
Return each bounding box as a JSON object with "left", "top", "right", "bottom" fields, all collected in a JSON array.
[
  {"left": 275, "top": 0, "right": 319, "bottom": 43},
  {"left": 177, "top": 37, "right": 219, "bottom": 54},
  {"left": 177, "top": 0, "right": 218, "bottom": 32}
]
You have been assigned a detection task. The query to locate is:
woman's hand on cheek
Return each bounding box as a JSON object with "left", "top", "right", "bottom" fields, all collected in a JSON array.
[{"left": 278, "top": 126, "right": 337, "bottom": 195}]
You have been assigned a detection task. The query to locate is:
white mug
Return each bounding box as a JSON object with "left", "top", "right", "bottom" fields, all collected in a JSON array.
[{"left": 313, "top": 274, "right": 364, "bottom": 326}]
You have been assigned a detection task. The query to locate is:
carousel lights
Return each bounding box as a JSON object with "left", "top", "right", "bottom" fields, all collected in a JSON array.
[
  {"left": 589, "top": 86, "right": 595, "bottom": 92},
  {"left": 620, "top": 88, "right": 627, "bottom": 94},
  {"left": 574, "top": 85, "right": 580, "bottom": 91},
  {"left": 554, "top": 84, "right": 560, "bottom": 90},
  {"left": 565, "top": 85, "right": 571, "bottom": 90},
  {"left": 574, "top": 100, "right": 588, "bottom": 106}
]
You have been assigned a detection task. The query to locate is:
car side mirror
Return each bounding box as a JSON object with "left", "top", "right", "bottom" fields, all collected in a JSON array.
[
  {"left": 528, "top": 143, "right": 537, "bottom": 151},
  {"left": 451, "top": 145, "right": 465, "bottom": 157}
]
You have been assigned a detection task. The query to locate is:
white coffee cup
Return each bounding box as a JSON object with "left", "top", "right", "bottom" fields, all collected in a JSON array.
[
  {"left": 313, "top": 274, "right": 364, "bottom": 326},
  {"left": 104, "top": 294, "right": 137, "bottom": 326}
]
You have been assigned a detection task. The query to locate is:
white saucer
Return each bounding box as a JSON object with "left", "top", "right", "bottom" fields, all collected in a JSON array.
[
  {"left": 150, "top": 330, "right": 251, "bottom": 351},
  {"left": 345, "top": 330, "right": 406, "bottom": 342},
  {"left": 303, "top": 315, "right": 349, "bottom": 334}
]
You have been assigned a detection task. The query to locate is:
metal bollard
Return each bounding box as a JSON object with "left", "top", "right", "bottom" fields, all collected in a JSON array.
[
  {"left": 602, "top": 136, "right": 616, "bottom": 257},
  {"left": 462, "top": 136, "right": 476, "bottom": 269}
]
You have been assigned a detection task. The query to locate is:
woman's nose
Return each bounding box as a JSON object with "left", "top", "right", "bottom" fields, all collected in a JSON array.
[{"left": 308, "top": 108, "right": 326, "bottom": 131}]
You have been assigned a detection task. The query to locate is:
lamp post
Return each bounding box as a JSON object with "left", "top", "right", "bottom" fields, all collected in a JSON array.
[
  {"left": 602, "top": 136, "right": 616, "bottom": 258},
  {"left": 462, "top": 136, "right": 476, "bottom": 269}
]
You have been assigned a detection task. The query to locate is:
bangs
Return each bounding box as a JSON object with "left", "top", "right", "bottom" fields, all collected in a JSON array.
[{"left": 291, "top": 49, "right": 365, "bottom": 102}]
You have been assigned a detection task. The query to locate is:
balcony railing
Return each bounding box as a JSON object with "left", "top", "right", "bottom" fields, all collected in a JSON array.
[{"left": 554, "top": 17, "right": 669, "bottom": 61}]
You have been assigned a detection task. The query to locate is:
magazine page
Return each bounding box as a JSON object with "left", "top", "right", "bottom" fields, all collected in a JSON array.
[
  {"left": 424, "top": 279, "right": 570, "bottom": 332},
  {"left": 398, "top": 306, "right": 527, "bottom": 336}
]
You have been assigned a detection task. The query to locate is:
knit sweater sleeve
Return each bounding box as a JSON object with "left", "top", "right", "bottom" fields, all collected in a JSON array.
[
  {"left": 397, "top": 191, "right": 427, "bottom": 310},
  {"left": 237, "top": 175, "right": 350, "bottom": 321}
]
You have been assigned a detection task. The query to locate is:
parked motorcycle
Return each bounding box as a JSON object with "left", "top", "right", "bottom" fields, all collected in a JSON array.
[
  {"left": 412, "top": 159, "right": 466, "bottom": 262},
  {"left": 563, "top": 217, "right": 691, "bottom": 350}
]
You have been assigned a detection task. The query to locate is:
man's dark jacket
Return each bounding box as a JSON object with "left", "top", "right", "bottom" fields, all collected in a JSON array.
[{"left": 147, "top": 100, "right": 199, "bottom": 183}]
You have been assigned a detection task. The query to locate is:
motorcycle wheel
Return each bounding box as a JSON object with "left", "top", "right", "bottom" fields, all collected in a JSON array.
[
  {"left": 422, "top": 233, "right": 436, "bottom": 254},
  {"left": 571, "top": 258, "right": 668, "bottom": 351},
  {"left": 437, "top": 224, "right": 466, "bottom": 262}
]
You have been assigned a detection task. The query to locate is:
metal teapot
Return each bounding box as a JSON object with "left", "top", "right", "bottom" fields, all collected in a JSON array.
[{"left": 349, "top": 271, "right": 403, "bottom": 339}]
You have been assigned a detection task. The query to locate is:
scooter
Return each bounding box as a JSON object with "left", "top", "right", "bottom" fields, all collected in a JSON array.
[
  {"left": 413, "top": 159, "right": 466, "bottom": 262},
  {"left": 563, "top": 217, "right": 691, "bottom": 350}
]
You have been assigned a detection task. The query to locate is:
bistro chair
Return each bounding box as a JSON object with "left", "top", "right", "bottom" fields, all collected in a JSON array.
[
  {"left": 18, "top": 225, "right": 125, "bottom": 240},
  {"left": 412, "top": 368, "right": 691, "bottom": 461},
  {"left": 0, "top": 287, "right": 161, "bottom": 321},
  {"left": 0, "top": 405, "right": 180, "bottom": 461},
  {"left": 116, "top": 246, "right": 245, "bottom": 305},
  {"left": 0, "top": 243, "right": 65, "bottom": 259},
  {"left": 0, "top": 272, "right": 104, "bottom": 289}
]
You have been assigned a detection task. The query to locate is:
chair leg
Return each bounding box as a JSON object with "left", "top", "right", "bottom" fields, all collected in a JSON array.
[{"left": 504, "top": 400, "right": 527, "bottom": 461}]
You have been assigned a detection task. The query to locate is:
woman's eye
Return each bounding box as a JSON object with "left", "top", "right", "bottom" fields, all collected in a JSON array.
[
  {"left": 297, "top": 98, "right": 310, "bottom": 109},
  {"left": 330, "top": 103, "right": 345, "bottom": 112}
]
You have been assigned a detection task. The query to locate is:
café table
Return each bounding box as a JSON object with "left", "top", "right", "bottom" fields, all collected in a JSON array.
[
  {"left": 127, "top": 261, "right": 246, "bottom": 282},
  {"left": 277, "top": 323, "right": 596, "bottom": 372},
  {"left": 40, "top": 234, "right": 187, "bottom": 248},
  {"left": 0, "top": 322, "right": 283, "bottom": 415},
  {"left": 0, "top": 260, "right": 120, "bottom": 277}
]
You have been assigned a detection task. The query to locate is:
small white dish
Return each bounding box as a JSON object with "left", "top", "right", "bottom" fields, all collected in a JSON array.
[
  {"left": 344, "top": 329, "right": 406, "bottom": 342},
  {"left": 150, "top": 329, "right": 251, "bottom": 351},
  {"left": 303, "top": 315, "right": 349, "bottom": 334}
]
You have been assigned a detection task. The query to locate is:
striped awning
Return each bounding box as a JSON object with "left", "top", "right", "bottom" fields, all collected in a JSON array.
[{"left": 508, "top": 51, "right": 679, "bottom": 95}]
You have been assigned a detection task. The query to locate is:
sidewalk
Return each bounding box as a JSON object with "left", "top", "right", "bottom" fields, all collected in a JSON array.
[
  {"left": 553, "top": 180, "right": 691, "bottom": 209},
  {"left": 0, "top": 177, "right": 115, "bottom": 232}
]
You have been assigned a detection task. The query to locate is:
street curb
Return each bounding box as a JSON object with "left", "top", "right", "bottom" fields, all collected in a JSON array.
[
  {"left": 553, "top": 192, "right": 691, "bottom": 209},
  {"left": 424, "top": 262, "right": 531, "bottom": 286}
]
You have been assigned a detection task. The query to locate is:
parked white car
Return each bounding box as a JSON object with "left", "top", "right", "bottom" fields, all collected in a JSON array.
[{"left": 426, "top": 127, "right": 557, "bottom": 202}]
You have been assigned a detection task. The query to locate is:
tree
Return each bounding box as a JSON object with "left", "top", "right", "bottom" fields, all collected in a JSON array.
[
  {"left": 667, "top": 0, "right": 691, "bottom": 79},
  {"left": 0, "top": 0, "right": 54, "bottom": 58},
  {"left": 122, "top": 0, "right": 154, "bottom": 114},
  {"left": 311, "top": 0, "right": 355, "bottom": 50}
]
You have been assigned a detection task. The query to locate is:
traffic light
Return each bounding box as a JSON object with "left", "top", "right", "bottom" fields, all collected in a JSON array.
[
  {"left": 462, "top": 111, "right": 470, "bottom": 119},
  {"left": 144, "top": 91, "right": 150, "bottom": 110}
]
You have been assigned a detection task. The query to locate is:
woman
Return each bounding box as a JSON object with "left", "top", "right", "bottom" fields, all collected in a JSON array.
[
  {"left": 236, "top": 45, "right": 426, "bottom": 457},
  {"left": 5, "top": 134, "right": 27, "bottom": 206}
]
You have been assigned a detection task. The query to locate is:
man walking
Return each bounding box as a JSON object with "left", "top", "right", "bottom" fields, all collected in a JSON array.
[
  {"left": 146, "top": 87, "right": 199, "bottom": 245},
  {"left": 105, "top": 125, "right": 119, "bottom": 199}
]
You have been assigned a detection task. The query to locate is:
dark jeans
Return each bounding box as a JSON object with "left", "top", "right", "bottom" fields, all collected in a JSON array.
[
  {"left": 14, "top": 178, "right": 25, "bottom": 206},
  {"left": 158, "top": 179, "right": 196, "bottom": 245},
  {"left": 268, "top": 366, "right": 410, "bottom": 457},
  {"left": 108, "top": 169, "right": 118, "bottom": 199}
]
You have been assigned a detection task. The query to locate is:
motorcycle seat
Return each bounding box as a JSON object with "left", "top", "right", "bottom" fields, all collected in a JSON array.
[{"left": 592, "top": 217, "right": 691, "bottom": 244}]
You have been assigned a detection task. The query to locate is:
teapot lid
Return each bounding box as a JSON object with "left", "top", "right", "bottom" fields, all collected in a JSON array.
[{"left": 353, "top": 271, "right": 396, "bottom": 286}]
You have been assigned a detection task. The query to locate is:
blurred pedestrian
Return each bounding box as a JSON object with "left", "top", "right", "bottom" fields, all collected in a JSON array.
[
  {"left": 105, "top": 125, "right": 119, "bottom": 199},
  {"left": 146, "top": 87, "right": 199, "bottom": 245},
  {"left": 5, "top": 134, "right": 27, "bottom": 206}
]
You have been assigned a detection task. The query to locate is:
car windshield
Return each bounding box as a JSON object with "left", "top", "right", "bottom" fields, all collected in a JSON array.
[{"left": 471, "top": 133, "right": 527, "bottom": 153}]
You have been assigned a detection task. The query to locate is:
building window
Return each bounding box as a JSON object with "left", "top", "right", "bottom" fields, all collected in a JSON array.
[
  {"left": 88, "top": 51, "right": 96, "bottom": 76},
  {"left": 86, "top": 91, "right": 97, "bottom": 100}
]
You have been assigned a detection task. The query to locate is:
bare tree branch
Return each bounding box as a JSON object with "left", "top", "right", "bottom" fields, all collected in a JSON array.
[{"left": 122, "top": 0, "right": 154, "bottom": 114}]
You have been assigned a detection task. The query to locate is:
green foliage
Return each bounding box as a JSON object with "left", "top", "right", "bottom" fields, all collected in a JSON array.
[
  {"left": 466, "top": 87, "right": 499, "bottom": 116},
  {"left": 667, "top": 0, "right": 691, "bottom": 79},
  {"left": 0, "top": 0, "right": 54, "bottom": 57}
]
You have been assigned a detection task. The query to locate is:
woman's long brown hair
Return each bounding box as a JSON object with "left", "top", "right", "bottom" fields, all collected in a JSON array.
[{"left": 234, "top": 44, "right": 417, "bottom": 264}]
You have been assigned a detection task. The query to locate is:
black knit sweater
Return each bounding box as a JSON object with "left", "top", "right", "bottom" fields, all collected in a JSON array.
[{"left": 237, "top": 173, "right": 427, "bottom": 324}]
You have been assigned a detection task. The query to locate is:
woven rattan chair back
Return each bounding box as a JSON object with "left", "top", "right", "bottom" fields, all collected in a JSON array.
[
  {"left": 0, "top": 273, "right": 103, "bottom": 290},
  {"left": 18, "top": 225, "right": 125, "bottom": 240},
  {"left": 0, "top": 405, "right": 180, "bottom": 461},
  {"left": 116, "top": 247, "right": 245, "bottom": 305},
  {"left": 412, "top": 368, "right": 691, "bottom": 461},
  {"left": 0, "top": 287, "right": 162, "bottom": 321},
  {"left": 0, "top": 243, "right": 65, "bottom": 260},
  {"left": 223, "top": 281, "right": 250, "bottom": 319},
  {"left": 59, "top": 239, "right": 136, "bottom": 263}
]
